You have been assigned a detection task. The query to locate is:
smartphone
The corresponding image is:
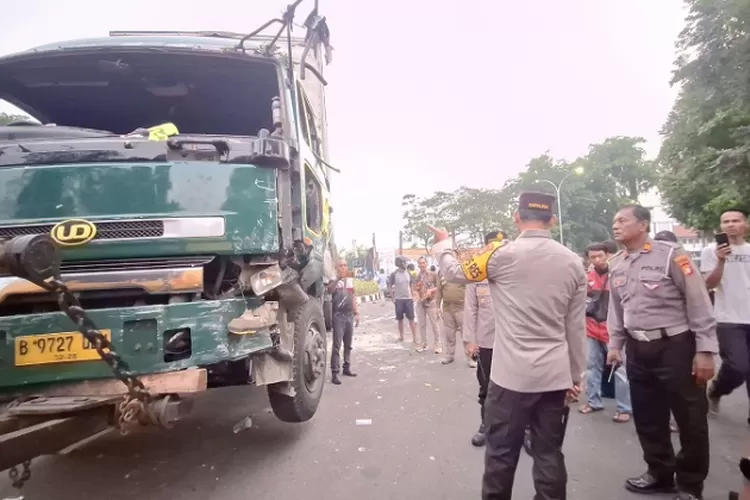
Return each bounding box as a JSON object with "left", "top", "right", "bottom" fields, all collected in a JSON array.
[{"left": 715, "top": 232, "right": 730, "bottom": 247}]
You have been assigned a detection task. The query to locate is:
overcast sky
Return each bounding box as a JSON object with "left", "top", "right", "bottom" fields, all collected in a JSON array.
[{"left": 1, "top": 0, "right": 687, "bottom": 249}]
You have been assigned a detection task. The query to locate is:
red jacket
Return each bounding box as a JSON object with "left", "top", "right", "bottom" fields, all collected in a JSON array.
[{"left": 585, "top": 267, "right": 609, "bottom": 343}]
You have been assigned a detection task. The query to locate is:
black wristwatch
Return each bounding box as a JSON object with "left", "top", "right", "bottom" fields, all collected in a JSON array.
[{"left": 740, "top": 456, "right": 750, "bottom": 481}]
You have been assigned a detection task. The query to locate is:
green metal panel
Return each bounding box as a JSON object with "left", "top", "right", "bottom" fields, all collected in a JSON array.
[
  {"left": 0, "top": 298, "right": 274, "bottom": 392},
  {"left": 0, "top": 162, "right": 279, "bottom": 257}
]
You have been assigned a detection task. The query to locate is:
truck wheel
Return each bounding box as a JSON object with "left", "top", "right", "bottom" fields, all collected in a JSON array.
[{"left": 268, "top": 299, "right": 327, "bottom": 422}]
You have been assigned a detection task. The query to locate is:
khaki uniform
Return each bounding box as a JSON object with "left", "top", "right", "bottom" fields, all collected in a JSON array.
[
  {"left": 464, "top": 280, "right": 496, "bottom": 426},
  {"left": 434, "top": 231, "right": 587, "bottom": 392},
  {"left": 433, "top": 229, "right": 587, "bottom": 499},
  {"left": 437, "top": 276, "right": 467, "bottom": 362},
  {"left": 415, "top": 270, "right": 440, "bottom": 349},
  {"left": 606, "top": 239, "right": 717, "bottom": 497}
]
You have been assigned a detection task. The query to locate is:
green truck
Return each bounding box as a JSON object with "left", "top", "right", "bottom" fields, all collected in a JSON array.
[{"left": 0, "top": 1, "right": 337, "bottom": 489}]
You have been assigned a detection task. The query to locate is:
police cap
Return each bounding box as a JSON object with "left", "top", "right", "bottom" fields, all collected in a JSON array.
[
  {"left": 654, "top": 230, "right": 678, "bottom": 243},
  {"left": 484, "top": 230, "right": 507, "bottom": 245},
  {"left": 518, "top": 191, "right": 556, "bottom": 216}
]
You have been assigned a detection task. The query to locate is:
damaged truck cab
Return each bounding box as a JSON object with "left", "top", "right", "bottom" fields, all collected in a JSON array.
[{"left": 0, "top": 5, "right": 337, "bottom": 477}]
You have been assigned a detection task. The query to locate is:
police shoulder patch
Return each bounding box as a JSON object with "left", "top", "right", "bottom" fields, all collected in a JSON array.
[
  {"left": 459, "top": 240, "right": 505, "bottom": 282},
  {"left": 673, "top": 253, "right": 694, "bottom": 276}
]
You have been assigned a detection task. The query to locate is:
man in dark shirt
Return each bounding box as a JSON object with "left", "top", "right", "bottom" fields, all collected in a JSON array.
[{"left": 327, "top": 258, "right": 360, "bottom": 385}]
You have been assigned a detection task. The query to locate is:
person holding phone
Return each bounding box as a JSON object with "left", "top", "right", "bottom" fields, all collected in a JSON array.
[{"left": 701, "top": 208, "right": 750, "bottom": 417}]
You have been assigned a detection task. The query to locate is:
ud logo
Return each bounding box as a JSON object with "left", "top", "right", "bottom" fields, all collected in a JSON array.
[{"left": 50, "top": 219, "right": 97, "bottom": 247}]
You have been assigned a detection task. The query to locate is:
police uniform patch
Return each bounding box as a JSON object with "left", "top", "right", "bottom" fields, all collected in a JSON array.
[
  {"left": 459, "top": 241, "right": 505, "bottom": 282},
  {"left": 612, "top": 276, "right": 627, "bottom": 287},
  {"left": 674, "top": 254, "right": 694, "bottom": 276}
]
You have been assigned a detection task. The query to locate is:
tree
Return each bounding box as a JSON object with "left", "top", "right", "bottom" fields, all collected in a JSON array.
[
  {"left": 400, "top": 137, "right": 656, "bottom": 254},
  {"left": 401, "top": 188, "right": 514, "bottom": 250},
  {"left": 584, "top": 137, "right": 656, "bottom": 203},
  {"left": 401, "top": 193, "right": 443, "bottom": 251},
  {"left": 449, "top": 186, "right": 516, "bottom": 245},
  {"left": 658, "top": 0, "right": 750, "bottom": 230},
  {"left": 506, "top": 139, "right": 655, "bottom": 253}
]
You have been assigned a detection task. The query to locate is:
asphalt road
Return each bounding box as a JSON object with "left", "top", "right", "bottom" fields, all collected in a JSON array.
[{"left": 1, "top": 300, "right": 747, "bottom": 499}]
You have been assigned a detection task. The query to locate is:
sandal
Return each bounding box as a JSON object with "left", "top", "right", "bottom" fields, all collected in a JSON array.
[
  {"left": 612, "top": 412, "right": 631, "bottom": 423},
  {"left": 578, "top": 404, "right": 603, "bottom": 415}
]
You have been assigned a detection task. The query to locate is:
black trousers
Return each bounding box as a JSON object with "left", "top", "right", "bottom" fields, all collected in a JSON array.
[
  {"left": 482, "top": 382, "right": 569, "bottom": 500},
  {"left": 477, "top": 347, "right": 493, "bottom": 421},
  {"left": 711, "top": 323, "right": 750, "bottom": 399},
  {"left": 626, "top": 331, "right": 709, "bottom": 496}
]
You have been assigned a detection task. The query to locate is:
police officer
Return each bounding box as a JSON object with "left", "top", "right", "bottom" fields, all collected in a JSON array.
[
  {"left": 464, "top": 230, "right": 506, "bottom": 446},
  {"left": 606, "top": 204, "right": 717, "bottom": 500},
  {"left": 429, "top": 192, "right": 587, "bottom": 500}
]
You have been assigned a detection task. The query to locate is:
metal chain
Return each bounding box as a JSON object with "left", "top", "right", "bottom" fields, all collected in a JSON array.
[
  {"left": 5, "top": 276, "right": 153, "bottom": 492},
  {"left": 45, "top": 277, "right": 152, "bottom": 432},
  {"left": 8, "top": 461, "right": 31, "bottom": 489}
]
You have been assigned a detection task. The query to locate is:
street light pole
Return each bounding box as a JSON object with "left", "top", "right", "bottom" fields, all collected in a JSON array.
[{"left": 536, "top": 168, "right": 583, "bottom": 246}]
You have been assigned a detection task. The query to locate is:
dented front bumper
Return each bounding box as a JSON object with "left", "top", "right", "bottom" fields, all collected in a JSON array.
[{"left": 0, "top": 297, "right": 275, "bottom": 392}]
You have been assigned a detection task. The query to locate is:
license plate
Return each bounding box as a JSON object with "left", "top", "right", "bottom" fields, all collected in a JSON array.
[{"left": 14, "top": 330, "right": 112, "bottom": 367}]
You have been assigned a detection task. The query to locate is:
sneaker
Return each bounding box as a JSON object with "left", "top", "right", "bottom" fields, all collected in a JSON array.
[
  {"left": 471, "top": 423, "right": 486, "bottom": 447},
  {"left": 468, "top": 359, "right": 477, "bottom": 368},
  {"left": 434, "top": 345, "right": 442, "bottom": 354},
  {"left": 441, "top": 357, "right": 454, "bottom": 365}
]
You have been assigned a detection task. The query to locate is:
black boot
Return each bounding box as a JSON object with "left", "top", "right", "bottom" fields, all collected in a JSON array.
[
  {"left": 471, "top": 423, "right": 486, "bottom": 447},
  {"left": 343, "top": 366, "right": 357, "bottom": 377},
  {"left": 331, "top": 373, "right": 341, "bottom": 385}
]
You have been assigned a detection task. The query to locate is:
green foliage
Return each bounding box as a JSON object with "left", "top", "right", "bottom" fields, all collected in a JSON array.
[
  {"left": 401, "top": 137, "right": 655, "bottom": 254},
  {"left": 354, "top": 279, "right": 379, "bottom": 297},
  {"left": 401, "top": 187, "right": 515, "bottom": 250},
  {"left": 658, "top": 0, "right": 750, "bottom": 229}
]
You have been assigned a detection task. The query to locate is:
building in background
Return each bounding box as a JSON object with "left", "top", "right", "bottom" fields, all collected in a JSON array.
[{"left": 641, "top": 190, "right": 709, "bottom": 262}]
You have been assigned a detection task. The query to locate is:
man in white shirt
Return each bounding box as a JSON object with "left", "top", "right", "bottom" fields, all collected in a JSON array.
[{"left": 701, "top": 208, "right": 750, "bottom": 416}]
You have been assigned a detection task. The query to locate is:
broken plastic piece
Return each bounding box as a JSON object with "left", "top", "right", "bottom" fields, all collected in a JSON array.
[{"left": 233, "top": 416, "right": 253, "bottom": 434}]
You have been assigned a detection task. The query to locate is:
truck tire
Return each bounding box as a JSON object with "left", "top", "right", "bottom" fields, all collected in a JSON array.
[{"left": 268, "top": 299, "right": 327, "bottom": 423}]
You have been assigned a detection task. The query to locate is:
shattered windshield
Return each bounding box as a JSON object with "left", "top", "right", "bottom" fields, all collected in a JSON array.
[{"left": 0, "top": 50, "right": 280, "bottom": 136}]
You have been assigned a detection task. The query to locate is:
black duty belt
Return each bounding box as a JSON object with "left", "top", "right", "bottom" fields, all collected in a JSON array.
[{"left": 625, "top": 325, "right": 689, "bottom": 342}]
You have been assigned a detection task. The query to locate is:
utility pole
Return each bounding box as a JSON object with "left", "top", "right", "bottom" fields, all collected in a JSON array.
[{"left": 398, "top": 231, "right": 403, "bottom": 256}]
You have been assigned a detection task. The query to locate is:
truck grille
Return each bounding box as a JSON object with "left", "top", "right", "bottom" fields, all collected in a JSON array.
[
  {"left": 0, "top": 220, "right": 164, "bottom": 241},
  {"left": 59, "top": 255, "right": 215, "bottom": 273}
]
